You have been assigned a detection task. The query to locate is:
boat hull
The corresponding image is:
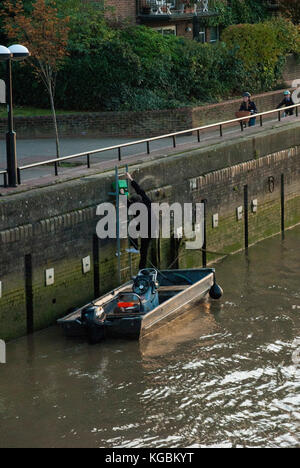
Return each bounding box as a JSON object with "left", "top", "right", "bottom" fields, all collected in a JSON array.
[
  {"left": 141, "top": 272, "right": 213, "bottom": 337},
  {"left": 58, "top": 268, "right": 218, "bottom": 343},
  {"left": 87, "top": 317, "right": 142, "bottom": 344}
]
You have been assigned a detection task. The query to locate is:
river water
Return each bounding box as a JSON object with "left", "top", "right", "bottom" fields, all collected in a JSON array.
[{"left": 0, "top": 227, "right": 299, "bottom": 448}]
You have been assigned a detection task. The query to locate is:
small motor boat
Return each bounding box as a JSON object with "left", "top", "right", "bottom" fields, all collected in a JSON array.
[{"left": 58, "top": 268, "right": 223, "bottom": 344}]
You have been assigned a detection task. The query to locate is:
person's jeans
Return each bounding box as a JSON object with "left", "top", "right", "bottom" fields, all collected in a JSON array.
[
  {"left": 129, "top": 237, "right": 152, "bottom": 270},
  {"left": 139, "top": 238, "right": 151, "bottom": 270}
]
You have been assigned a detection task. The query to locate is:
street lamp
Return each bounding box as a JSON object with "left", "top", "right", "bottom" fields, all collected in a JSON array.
[{"left": 0, "top": 44, "right": 30, "bottom": 187}]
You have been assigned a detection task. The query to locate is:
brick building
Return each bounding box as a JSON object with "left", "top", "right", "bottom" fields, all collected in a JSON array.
[
  {"left": 104, "top": 0, "right": 222, "bottom": 43},
  {"left": 99, "top": 1, "right": 280, "bottom": 41}
]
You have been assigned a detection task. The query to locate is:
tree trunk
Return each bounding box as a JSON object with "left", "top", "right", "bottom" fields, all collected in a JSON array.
[{"left": 48, "top": 82, "right": 60, "bottom": 159}]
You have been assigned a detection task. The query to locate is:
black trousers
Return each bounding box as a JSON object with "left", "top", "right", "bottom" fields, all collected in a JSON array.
[
  {"left": 139, "top": 238, "right": 151, "bottom": 270},
  {"left": 129, "top": 237, "right": 151, "bottom": 270}
]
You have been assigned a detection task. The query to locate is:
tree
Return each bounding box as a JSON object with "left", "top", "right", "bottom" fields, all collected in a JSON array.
[
  {"left": 278, "top": 0, "right": 300, "bottom": 24},
  {"left": 0, "top": 0, "right": 70, "bottom": 159}
]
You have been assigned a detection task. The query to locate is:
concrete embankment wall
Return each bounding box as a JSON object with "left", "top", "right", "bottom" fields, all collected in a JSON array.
[{"left": 0, "top": 121, "right": 300, "bottom": 340}]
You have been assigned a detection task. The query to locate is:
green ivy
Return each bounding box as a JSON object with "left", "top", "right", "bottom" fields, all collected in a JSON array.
[
  {"left": 200, "top": 0, "right": 270, "bottom": 27},
  {"left": 222, "top": 18, "right": 300, "bottom": 90}
]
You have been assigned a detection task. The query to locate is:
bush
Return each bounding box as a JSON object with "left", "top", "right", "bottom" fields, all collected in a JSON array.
[
  {"left": 222, "top": 18, "right": 300, "bottom": 91},
  {"left": 9, "top": 25, "right": 246, "bottom": 111},
  {"left": 6, "top": 18, "right": 300, "bottom": 112}
]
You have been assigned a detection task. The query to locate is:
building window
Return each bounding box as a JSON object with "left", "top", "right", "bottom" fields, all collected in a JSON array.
[
  {"left": 198, "top": 27, "right": 206, "bottom": 43},
  {"left": 153, "top": 25, "right": 177, "bottom": 36},
  {"left": 209, "top": 26, "right": 219, "bottom": 43}
]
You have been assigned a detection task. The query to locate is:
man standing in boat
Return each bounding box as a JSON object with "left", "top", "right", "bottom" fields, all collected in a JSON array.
[{"left": 126, "top": 172, "right": 155, "bottom": 270}]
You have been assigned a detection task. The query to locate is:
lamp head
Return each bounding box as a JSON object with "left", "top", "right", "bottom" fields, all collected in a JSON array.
[
  {"left": 0, "top": 45, "right": 12, "bottom": 62},
  {"left": 8, "top": 44, "right": 30, "bottom": 62}
]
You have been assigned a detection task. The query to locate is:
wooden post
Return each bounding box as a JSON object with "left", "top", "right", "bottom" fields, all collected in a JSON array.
[
  {"left": 25, "top": 254, "right": 34, "bottom": 334},
  {"left": 281, "top": 173, "right": 285, "bottom": 235},
  {"left": 93, "top": 234, "right": 100, "bottom": 298},
  {"left": 244, "top": 185, "right": 249, "bottom": 250},
  {"left": 202, "top": 199, "right": 207, "bottom": 267}
]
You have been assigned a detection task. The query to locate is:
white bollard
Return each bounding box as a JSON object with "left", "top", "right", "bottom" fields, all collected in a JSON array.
[{"left": 0, "top": 339, "right": 6, "bottom": 364}]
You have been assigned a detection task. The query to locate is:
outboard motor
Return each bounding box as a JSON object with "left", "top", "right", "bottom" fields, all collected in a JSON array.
[
  {"left": 133, "top": 269, "right": 159, "bottom": 313},
  {"left": 81, "top": 305, "right": 104, "bottom": 324},
  {"left": 81, "top": 305, "right": 106, "bottom": 345}
]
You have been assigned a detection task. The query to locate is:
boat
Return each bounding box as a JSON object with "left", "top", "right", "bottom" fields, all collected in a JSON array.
[{"left": 57, "top": 268, "right": 223, "bottom": 344}]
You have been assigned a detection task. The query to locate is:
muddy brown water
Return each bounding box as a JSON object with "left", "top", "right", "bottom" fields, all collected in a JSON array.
[{"left": 0, "top": 227, "right": 299, "bottom": 448}]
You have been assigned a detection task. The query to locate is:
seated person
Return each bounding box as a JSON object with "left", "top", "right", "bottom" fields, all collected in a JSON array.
[
  {"left": 239, "top": 92, "right": 258, "bottom": 127},
  {"left": 276, "top": 90, "right": 295, "bottom": 116}
]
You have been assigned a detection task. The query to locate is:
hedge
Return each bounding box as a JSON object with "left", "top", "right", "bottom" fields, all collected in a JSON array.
[{"left": 1, "top": 18, "right": 299, "bottom": 112}]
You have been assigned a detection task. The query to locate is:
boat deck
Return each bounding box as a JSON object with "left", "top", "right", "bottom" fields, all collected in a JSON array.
[{"left": 59, "top": 285, "right": 190, "bottom": 322}]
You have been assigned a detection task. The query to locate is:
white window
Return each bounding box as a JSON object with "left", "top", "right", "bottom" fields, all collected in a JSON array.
[
  {"left": 198, "top": 27, "right": 206, "bottom": 43},
  {"left": 210, "top": 26, "right": 219, "bottom": 43},
  {"left": 154, "top": 25, "right": 177, "bottom": 36}
]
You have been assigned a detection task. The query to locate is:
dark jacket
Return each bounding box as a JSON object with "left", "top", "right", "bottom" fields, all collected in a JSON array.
[
  {"left": 130, "top": 180, "right": 156, "bottom": 238},
  {"left": 276, "top": 97, "right": 295, "bottom": 113},
  {"left": 239, "top": 100, "right": 258, "bottom": 113}
]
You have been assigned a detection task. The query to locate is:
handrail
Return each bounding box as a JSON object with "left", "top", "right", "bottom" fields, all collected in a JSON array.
[{"left": 14, "top": 102, "right": 300, "bottom": 184}]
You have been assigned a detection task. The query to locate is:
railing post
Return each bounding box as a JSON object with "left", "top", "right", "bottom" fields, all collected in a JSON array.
[
  {"left": 197, "top": 130, "right": 200, "bottom": 142},
  {"left": 3, "top": 173, "right": 8, "bottom": 188},
  {"left": 55, "top": 161, "right": 58, "bottom": 176},
  {"left": 87, "top": 154, "right": 90, "bottom": 169},
  {"left": 172, "top": 135, "right": 176, "bottom": 148},
  {"left": 118, "top": 147, "right": 122, "bottom": 162},
  {"left": 296, "top": 105, "right": 299, "bottom": 118},
  {"left": 147, "top": 141, "right": 150, "bottom": 154},
  {"left": 278, "top": 111, "right": 281, "bottom": 122},
  {"left": 260, "top": 115, "right": 263, "bottom": 127},
  {"left": 220, "top": 125, "right": 223, "bottom": 137},
  {"left": 17, "top": 167, "right": 21, "bottom": 185}
]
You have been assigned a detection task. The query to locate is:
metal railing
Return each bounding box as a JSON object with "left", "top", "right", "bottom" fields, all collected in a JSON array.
[
  {"left": 137, "top": 0, "right": 218, "bottom": 16},
  {"left": 2, "top": 103, "right": 299, "bottom": 187}
]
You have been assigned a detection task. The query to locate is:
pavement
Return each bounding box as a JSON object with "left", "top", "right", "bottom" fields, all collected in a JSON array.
[{"left": 0, "top": 113, "right": 297, "bottom": 195}]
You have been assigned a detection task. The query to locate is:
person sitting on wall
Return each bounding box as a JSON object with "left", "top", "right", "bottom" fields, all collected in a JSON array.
[
  {"left": 239, "top": 92, "right": 258, "bottom": 128},
  {"left": 126, "top": 172, "right": 156, "bottom": 270},
  {"left": 276, "top": 90, "right": 295, "bottom": 117}
]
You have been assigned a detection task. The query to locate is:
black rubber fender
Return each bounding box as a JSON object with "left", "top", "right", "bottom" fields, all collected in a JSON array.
[{"left": 209, "top": 283, "right": 223, "bottom": 300}]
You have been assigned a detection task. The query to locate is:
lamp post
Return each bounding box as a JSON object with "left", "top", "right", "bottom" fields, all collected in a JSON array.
[{"left": 0, "top": 44, "right": 30, "bottom": 187}]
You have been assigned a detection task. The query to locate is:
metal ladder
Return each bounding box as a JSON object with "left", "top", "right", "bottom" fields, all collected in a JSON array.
[{"left": 108, "top": 165, "right": 133, "bottom": 284}]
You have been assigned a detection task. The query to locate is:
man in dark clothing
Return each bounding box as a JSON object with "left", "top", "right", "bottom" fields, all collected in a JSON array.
[
  {"left": 239, "top": 92, "right": 258, "bottom": 128},
  {"left": 276, "top": 90, "right": 295, "bottom": 116},
  {"left": 126, "top": 172, "right": 155, "bottom": 270}
]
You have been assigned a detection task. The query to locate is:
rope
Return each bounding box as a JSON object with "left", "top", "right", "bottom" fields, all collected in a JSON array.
[
  {"left": 129, "top": 238, "right": 230, "bottom": 273},
  {"left": 166, "top": 248, "right": 230, "bottom": 270}
]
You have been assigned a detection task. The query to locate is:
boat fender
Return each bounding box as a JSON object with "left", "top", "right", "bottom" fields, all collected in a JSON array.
[{"left": 209, "top": 283, "right": 223, "bottom": 300}]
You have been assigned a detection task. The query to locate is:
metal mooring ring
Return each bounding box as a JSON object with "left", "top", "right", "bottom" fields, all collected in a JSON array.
[{"left": 268, "top": 176, "right": 275, "bottom": 193}]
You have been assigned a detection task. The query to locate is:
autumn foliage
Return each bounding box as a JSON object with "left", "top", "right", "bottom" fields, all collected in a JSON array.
[
  {"left": 1, "top": 0, "right": 69, "bottom": 77},
  {"left": 279, "top": 0, "right": 300, "bottom": 25},
  {"left": 0, "top": 0, "right": 70, "bottom": 158}
]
